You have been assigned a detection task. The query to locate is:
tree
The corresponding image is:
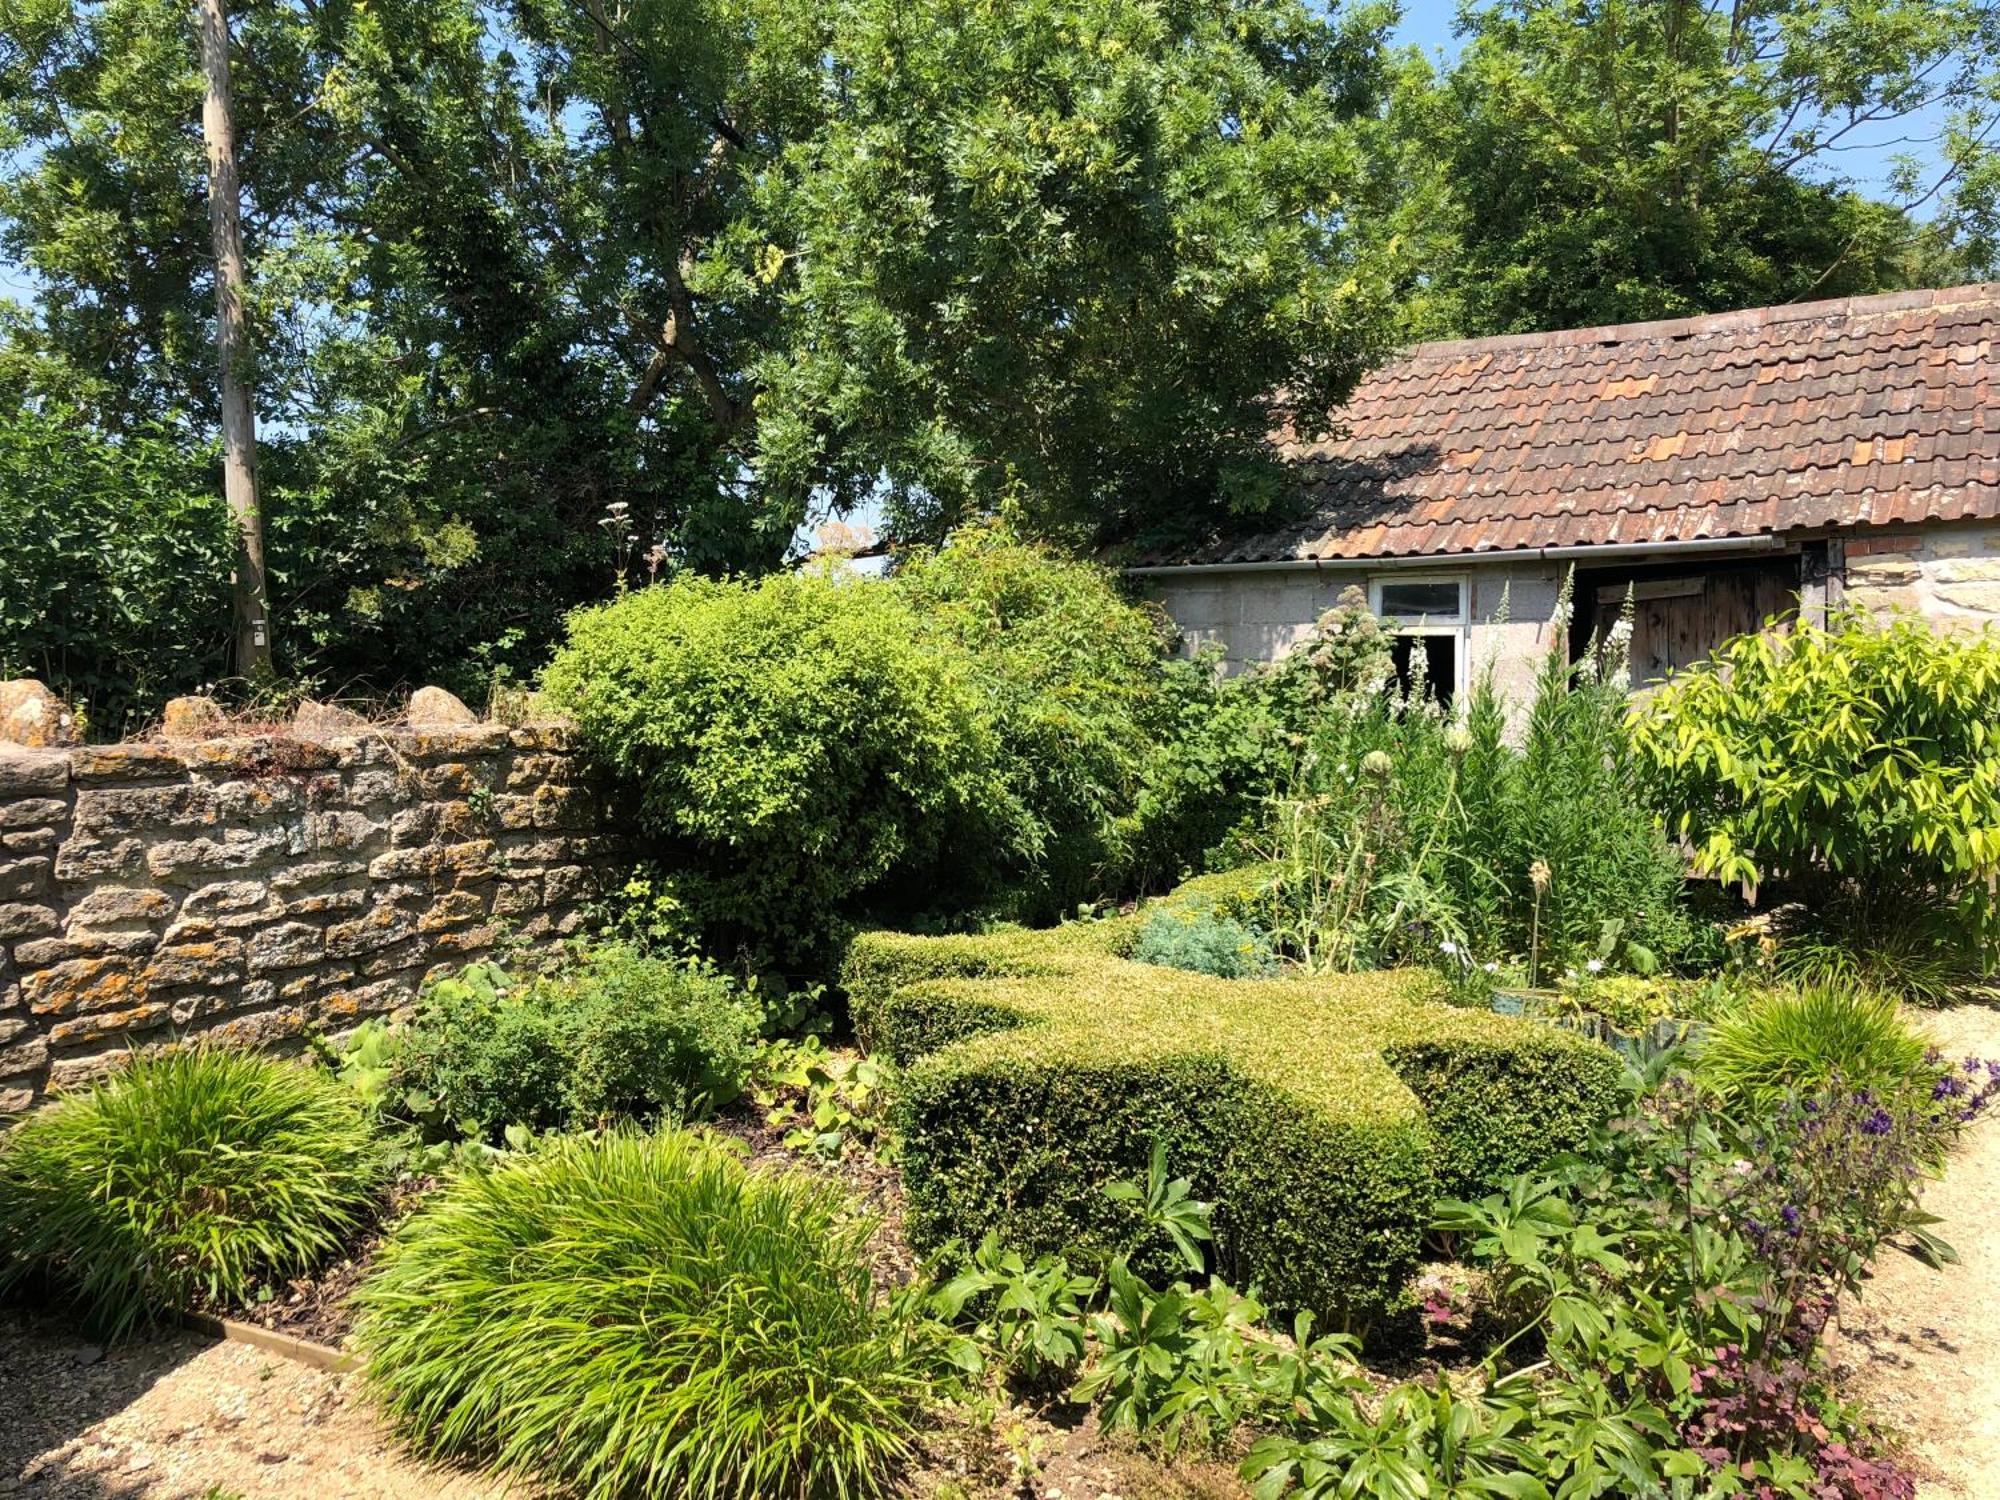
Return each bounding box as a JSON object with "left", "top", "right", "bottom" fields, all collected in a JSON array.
[
  {"left": 1377, "top": 0, "right": 2000, "bottom": 338},
  {"left": 194, "top": 0, "right": 271, "bottom": 674}
]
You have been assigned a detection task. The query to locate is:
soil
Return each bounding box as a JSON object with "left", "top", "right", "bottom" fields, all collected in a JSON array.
[
  {"left": 1825, "top": 1003, "right": 2000, "bottom": 1500},
  {"left": 222, "top": 1180, "right": 432, "bottom": 1349}
]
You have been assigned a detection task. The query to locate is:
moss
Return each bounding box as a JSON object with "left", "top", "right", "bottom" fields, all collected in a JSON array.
[{"left": 845, "top": 886, "right": 1621, "bottom": 1328}]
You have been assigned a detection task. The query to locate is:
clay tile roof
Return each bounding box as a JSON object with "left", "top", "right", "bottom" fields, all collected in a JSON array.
[{"left": 1141, "top": 282, "right": 2000, "bottom": 566}]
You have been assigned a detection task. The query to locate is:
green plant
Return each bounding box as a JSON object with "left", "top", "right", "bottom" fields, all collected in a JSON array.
[
  {"left": 845, "top": 879, "right": 1622, "bottom": 1328},
  {"left": 751, "top": 1034, "right": 897, "bottom": 1159},
  {"left": 393, "top": 948, "right": 761, "bottom": 1141},
  {"left": 1130, "top": 905, "right": 1276, "bottom": 978},
  {"left": 1695, "top": 986, "right": 1935, "bottom": 1111},
  {"left": 543, "top": 567, "right": 1025, "bottom": 972},
  {"left": 353, "top": 1129, "right": 941, "bottom": 1500},
  {"left": 0, "top": 1049, "right": 383, "bottom": 1340},
  {"left": 1628, "top": 608, "right": 2000, "bottom": 959}
]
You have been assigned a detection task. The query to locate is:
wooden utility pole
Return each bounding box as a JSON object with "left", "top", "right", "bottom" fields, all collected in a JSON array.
[{"left": 196, "top": 0, "right": 272, "bottom": 675}]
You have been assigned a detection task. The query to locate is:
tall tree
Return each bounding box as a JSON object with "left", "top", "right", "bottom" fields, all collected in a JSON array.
[
  {"left": 194, "top": 0, "right": 270, "bottom": 674},
  {"left": 1373, "top": 0, "right": 2000, "bottom": 339}
]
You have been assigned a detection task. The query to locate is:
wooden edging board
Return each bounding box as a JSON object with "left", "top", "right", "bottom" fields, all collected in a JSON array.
[{"left": 180, "top": 1309, "right": 356, "bottom": 1373}]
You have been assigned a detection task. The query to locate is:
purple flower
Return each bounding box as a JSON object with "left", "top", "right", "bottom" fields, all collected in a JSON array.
[
  {"left": 1861, "top": 1106, "right": 1895, "bottom": 1137},
  {"left": 1781, "top": 1204, "right": 1802, "bottom": 1232}
]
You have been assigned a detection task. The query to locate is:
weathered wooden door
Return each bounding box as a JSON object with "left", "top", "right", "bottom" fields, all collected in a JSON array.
[{"left": 1588, "top": 564, "right": 1796, "bottom": 685}]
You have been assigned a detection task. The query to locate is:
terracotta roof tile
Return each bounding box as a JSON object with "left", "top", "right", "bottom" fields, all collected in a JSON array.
[{"left": 1143, "top": 283, "right": 2000, "bottom": 565}]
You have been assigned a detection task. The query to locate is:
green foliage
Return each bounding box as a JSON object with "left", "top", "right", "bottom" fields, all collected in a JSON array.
[
  {"left": 393, "top": 950, "right": 762, "bottom": 1140},
  {"left": 749, "top": 1034, "right": 898, "bottom": 1160},
  {"left": 895, "top": 523, "right": 1177, "bottom": 917},
  {"left": 1131, "top": 905, "right": 1277, "bottom": 979},
  {"left": 1628, "top": 609, "right": 2000, "bottom": 957},
  {"left": 353, "top": 1129, "right": 940, "bottom": 1500},
  {"left": 1696, "top": 987, "right": 1936, "bottom": 1112},
  {"left": 846, "top": 885, "right": 1622, "bottom": 1327},
  {"left": 544, "top": 569, "right": 1021, "bottom": 971},
  {"left": 1240, "top": 581, "right": 1694, "bottom": 984},
  {"left": 0, "top": 1049, "right": 383, "bottom": 1340},
  {"left": 1375, "top": 0, "right": 2000, "bottom": 340},
  {"left": 0, "top": 402, "right": 231, "bottom": 733}
]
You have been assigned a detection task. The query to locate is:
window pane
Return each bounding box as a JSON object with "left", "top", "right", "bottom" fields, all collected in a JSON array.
[
  {"left": 1376, "top": 580, "right": 1461, "bottom": 620},
  {"left": 1389, "top": 633, "right": 1457, "bottom": 706}
]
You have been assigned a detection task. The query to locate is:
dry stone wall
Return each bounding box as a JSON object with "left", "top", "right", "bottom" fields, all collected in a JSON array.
[{"left": 0, "top": 722, "right": 619, "bottom": 1112}]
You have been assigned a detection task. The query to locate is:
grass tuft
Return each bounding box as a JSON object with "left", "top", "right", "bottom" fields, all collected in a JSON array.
[
  {"left": 0, "top": 1047, "right": 384, "bottom": 1340},
  {"left": 1697, "top": 986, "right": 1934, "bottom": 1109},
  {"left": 352, "top": 1128, "right": 939, "bottom": 1500}
]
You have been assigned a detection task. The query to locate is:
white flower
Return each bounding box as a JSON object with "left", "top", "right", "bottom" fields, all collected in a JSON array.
[
  {"left": 1483, "top": 961, "right": 1500, "bottom": 973},
  {"left": 1607, "top": 617, "right": 1634, "bottom": 647},
  {"left": 1439, "top": 939, "right": 1460, "bottom": 957},
  {"left": 1585, "top": 958, "right": 1604, "bottom": 973}
]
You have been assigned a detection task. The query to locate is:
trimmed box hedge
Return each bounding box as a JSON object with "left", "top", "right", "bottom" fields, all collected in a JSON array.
[{"left": 847, "top": 903, "right": 1622, "bottom": 1329}]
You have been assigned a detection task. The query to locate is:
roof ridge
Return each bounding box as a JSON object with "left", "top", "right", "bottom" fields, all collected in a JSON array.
[{"left": 1390, "top": 281, "right": 2000, "bottom": 363}]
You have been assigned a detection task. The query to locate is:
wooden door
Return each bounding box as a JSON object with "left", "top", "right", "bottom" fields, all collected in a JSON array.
[{"left": 1589, "top": 564, "right": 1796, "bottom": 685}]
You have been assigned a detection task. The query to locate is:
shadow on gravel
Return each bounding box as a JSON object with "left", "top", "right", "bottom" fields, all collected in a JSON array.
[{"left": 0, "top": 1312, "right": 214, "bottom": 1498}]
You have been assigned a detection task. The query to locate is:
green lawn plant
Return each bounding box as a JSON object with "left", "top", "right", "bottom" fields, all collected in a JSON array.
[
  {"left": 353, "top": 1129, "right": 940, "bottom": 1500},
  {"left": 847, "top": 878, "right": 1622, "bottom": 1329},
  {"left": 0, "top": 1048, "right": 383, "bottom": 1340},
  {"left": 1696, "top": 986, "right": 1935, "bottom": 1112}
]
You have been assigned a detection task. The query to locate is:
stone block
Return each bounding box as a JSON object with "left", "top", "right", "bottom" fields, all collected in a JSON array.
[
  {"left": 247, "top": 921, "right": 325, "bottom": 974},
  {"left": 493, "top": 877, "right": 544, "bottom": 917},
  {"left": 67, "top": 887, "right": 175, "bottom": 927},
  {"left": 47, "top": 1049, "right": 133, "bottom": 1091},
  {"left": 47, "top": 1002, "right": 172, "bottom": 1048},
  {"left": 74, "top": 783, "right": 220, "bottom": 833},
  {"left": 21, "top": 956, "right": 144, "bottom": 1017},
  {"left": 0, "top": 1018, "right": 49, "bottom": 1075},
  {"left": 0, "top": 796, "right": 68, "bottom": 830},
  {"left": 1, "top": 679, "right": 76, "bottom": 748},
  {"left": 0, "top": 903, "right": 60, "bottom": 940},
  {"left": 418, "top": 761, "right": 502, "bottom": 799},
  {"left": 294, "top": 700, "right": 366, "bottom": 734},
  {"left": 0, "top": 749, "right": 70, "bottom": 798},
  {"left": 143, "top": 936, "right": 244, "bottom": 989},
  {"left": 0, "top": 857, "right": 53, "bottom": 900},
  {"left": 15, "top": 931, "right": 157, "bottom": 967},
  {"left": 55, "top": 838, "right": 146, "bottom": 881},
  {"left": 0, "top": 1079, "right": 38, "bottom": 1113},
  {"left": 145, "top": 827, "right": 290, "bottom": 881},
  {"left": 3, "top": 827, "right": 60, "bottom": 856},
  {"left": 282, "top": 886, "right": 367, "bottom": 918},
  {"left": 367, "top": 840, "right": 497, "bottom": 886},
  {"left": 407, "top": 686, "right": 478, "bottom": 727},
  {"left": 345, "top": 767, "right": 413, "bottom": 806},
  {"left": 305, "top": 809, "right": 384, "bottom": 853},
  {"left": 417, "top": 890, "right": 489, "bottom": 932},
  {"left": 326, "top": 903, "right": 416, "bottom": 958},
  {"left": 215, "top": 778, "right": 307, "bottom": 820},
  {"left": 507, "top": 724, "right": 573, "bottom": 751},
  {"left": 192, "top": 1005, "right": 306, "bottom": 1051},
  {"left": 68, "top": 743, "right": 186, "bottom": 784},
  {"left": 402, "top": 726, "right": 510, "bottom": 762},
  {"left": 161, "top": 695, "right": 227, "bottom": 741},
  {"left": 185, "top": 737, "right": 341, "bottom": 776},
  {"left": 270, "top": 857, "right": 368, "bottom": 891},
  {"left": 182, "top": 879, "right": 270, "bottom": 917}
]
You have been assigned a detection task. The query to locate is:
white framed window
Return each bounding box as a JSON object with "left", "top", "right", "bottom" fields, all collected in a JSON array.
[{"left": 1369, "top": 573, "right": 1469, "bottom": 705}]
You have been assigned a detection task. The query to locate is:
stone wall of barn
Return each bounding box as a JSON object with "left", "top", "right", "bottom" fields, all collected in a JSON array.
[
  {"left": 1839, "top": 522, "right": 2000, "bottom": 626},
  {"left": 0, "top": 722, "right": 618, "bottom": 1113}
]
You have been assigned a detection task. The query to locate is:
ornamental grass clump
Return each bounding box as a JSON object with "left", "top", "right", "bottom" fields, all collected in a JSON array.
[
  {"left": 353, "top": 1129, "right": 940, "bottom": 1500},
  {"left": 1696, "top": 986, "right": 1935, "bottom": 1111},
  {"left": 0, "top": 1048, "right": 383, "bottom": 1340}
]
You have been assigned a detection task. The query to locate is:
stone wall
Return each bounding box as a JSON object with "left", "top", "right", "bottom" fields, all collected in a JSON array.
[
  {"left": 1840, "top": 522, "right": 2000, "bottom": 625},
  {"left": 0, "top": 722, "right": 618, "bottom": 1112}
]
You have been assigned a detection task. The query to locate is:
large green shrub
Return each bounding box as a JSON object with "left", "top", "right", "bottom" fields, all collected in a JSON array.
[
  {"left": 845, "top": 890, "right": 1622, "bottom": 1328},
  {"left": 353, "top": 1129, "right": 939, "bottom": 1500},
  {"left": 543, "top": 568, "right": 1025, "bottom": 970},
  {"left": 895, "top": 522, "right": 1175, "bottom": 918},
  {"left": 0, "top": 1049, "right": 383, "bottom": 1339},
  {"left": 394, "top": 948, "right": 762, "bottom": 1139},
  {"left": 1628, "top": 608, "right": 2000, "bottom": 950}
]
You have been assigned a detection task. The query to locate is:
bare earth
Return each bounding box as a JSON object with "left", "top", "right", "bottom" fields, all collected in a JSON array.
[
  {"left": 0, "top": 1322, "right": 517, "bottom": 1500},
  {"left": 1827, "top": 1004, "right": 2000, "bottom": 1500}
]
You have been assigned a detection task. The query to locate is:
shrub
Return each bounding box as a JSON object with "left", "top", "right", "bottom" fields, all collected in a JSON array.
[
  {"left": 353, "top": 1129, "right": 939, "bottom": 1500},
  {"left": 542, "top": 568, "right": 1023, "bottom": 971},
  {"left": 846, "top": 884, "right": 1622, "bottom": 1328},
  {"left": 0, "top": 1049, "right": 383, "bottom": 1339},
  {"left": 1627, "top": 607, "right": 2000, "bottom": 957},
  {"left": 394, "top": 948, "right": 762, "bottom": 1140},
  {"left": 1696, "top": 986, "right": 1936, "bottom": 1110},
  {"left": 895, "top": 522, "right": 1177, "bottom": 918},
  {"left": 1130, "top": 905, "right": 1276, "bottom": 978}
]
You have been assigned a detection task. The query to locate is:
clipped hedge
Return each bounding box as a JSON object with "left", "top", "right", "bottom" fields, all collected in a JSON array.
[{"left": 847, "top": 896, "right": 1621, "bottom": 1328}]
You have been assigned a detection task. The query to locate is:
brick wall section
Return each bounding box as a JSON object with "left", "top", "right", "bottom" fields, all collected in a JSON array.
[{"left": 0, "top": 724, "right": 618, "bottom": 1112}]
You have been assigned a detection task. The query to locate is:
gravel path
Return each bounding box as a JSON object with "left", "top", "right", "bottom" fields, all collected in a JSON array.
[
  {"left": 1827, "top": 1004, "right": 2000, "bottom": 1499},
  {"left": 0, "top": 1319, "right": 518, "bottom": 1499}
]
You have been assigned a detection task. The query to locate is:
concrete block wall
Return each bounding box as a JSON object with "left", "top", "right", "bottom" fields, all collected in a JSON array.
[{"left": 0, "top": 723, "right": 619, "bottom": 1112}]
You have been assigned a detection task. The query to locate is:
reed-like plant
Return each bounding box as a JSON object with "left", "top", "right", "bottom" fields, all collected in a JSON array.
[
  {"left": 0, "top": 1047, "right": 383, "bottom": 1339},
  {"left": 1696, "top": 985, "right": 1934, "bottom": 1110},
  {"left": 353, "top": 1129, "right": 941, "bottom": 1500}
]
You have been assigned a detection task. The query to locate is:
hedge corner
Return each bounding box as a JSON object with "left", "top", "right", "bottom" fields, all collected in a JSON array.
[{"left": 842, "top": 906, "right": 1622, "bottom": 1330}]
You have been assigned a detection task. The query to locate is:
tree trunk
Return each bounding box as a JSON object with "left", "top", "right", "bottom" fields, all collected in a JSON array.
[{"left": 196, "top": 0, "right": 272, "bottom": 676}]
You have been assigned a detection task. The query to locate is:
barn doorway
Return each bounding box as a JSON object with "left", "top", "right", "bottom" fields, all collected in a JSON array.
[{"left": 1568, "top": 552, "right": 1805, "bottom": 686}]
